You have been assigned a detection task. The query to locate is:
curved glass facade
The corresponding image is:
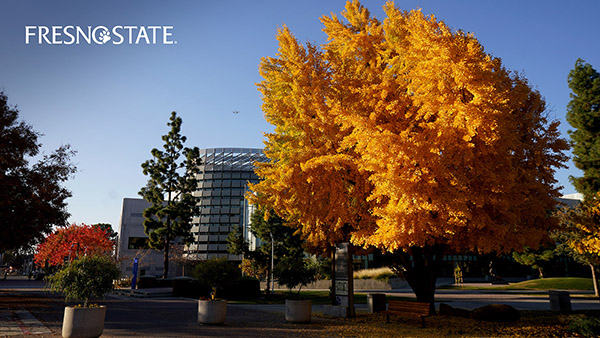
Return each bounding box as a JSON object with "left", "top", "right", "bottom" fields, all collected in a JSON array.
[{"left": 187, "top": 148, "right": 267, "bottom": 260}]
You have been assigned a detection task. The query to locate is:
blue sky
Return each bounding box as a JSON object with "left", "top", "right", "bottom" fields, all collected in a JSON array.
[{"left": 1, "top": 1, "right": 598, "bottom": 233}]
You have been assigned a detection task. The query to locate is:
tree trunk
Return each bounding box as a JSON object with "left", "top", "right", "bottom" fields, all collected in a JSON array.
[
  {"left": 163, "top": 237, "right": 169, "bottom": 279},
  {"left": 388, "top": 245, "right": 444, "bottom": 315},
  {"left": 590, "top": 264, "right": 599, "bottom": 299},
  {"left": 347, "top": 243, "right": 355, "bottom": 317},
  {"left": 268, "top": 234, "right": 274, "bottom": 295},
  {"left": 164, "top": 192, "right": 172, "bottom": 279},
  {"left": 330, "top": 248, "right": 336, "bottom": 305}
]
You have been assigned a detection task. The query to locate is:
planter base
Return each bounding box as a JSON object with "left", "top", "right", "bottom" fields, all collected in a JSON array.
[
  {"left": 285, "top": 299, "right": 311, "bottom": 323},
  {"left": 62, "top": 306, "right": 106, "bottom": 338},
  {"left": 198, "top": 300, "right": 227, "bottom": 325}
]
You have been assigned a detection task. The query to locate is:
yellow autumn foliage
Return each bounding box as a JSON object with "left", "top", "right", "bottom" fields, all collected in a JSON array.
[
  {"left": 559, "top": 193, "right": 600, "bottom": 258},
  {"left": 249, "top": 1, "right": 568, "bottom": 255}
]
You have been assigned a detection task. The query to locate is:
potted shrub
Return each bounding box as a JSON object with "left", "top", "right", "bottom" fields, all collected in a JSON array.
[
  {"left": 196, "top": 287, "right": 228, "bottom": 325},
  {"left": 193, "top": 258, "right": 241, "bottom": 325},
  {"left": 49, "top": 255, "right": 120, "bottom": 338},
  {"left": 274, "top": 256, "right": 317, "bottom": 323}
]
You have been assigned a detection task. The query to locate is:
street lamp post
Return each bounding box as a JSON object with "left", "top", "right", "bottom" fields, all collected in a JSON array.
[{"left": 270, "top": 232, "right": 274, "bottom": 293}]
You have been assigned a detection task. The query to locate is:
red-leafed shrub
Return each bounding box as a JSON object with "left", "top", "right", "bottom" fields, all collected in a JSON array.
[{"left": 35, "top": 224, "right": 115, "bottom": 266}]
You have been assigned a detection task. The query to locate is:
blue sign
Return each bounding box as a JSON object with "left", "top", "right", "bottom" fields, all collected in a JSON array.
[{"left": 131, "top": 258, "right": 138, "bottom": 289}]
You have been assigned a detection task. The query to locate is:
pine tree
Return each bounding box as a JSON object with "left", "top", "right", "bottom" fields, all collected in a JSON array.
[
  {"left": 227, "top": 207, "right": 304, "bottom": 294},
  {"left": 139, "top": 111, "right": 200, "bottom": 278},
  {"left": 567, "top": 59, "right": 600, "bottom": 201}
]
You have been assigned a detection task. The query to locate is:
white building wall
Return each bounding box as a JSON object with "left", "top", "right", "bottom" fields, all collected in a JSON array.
[{"left": 116, "top": 198, "right": 175, "bottom": 278}]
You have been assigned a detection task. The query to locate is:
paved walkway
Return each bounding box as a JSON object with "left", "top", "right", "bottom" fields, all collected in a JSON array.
[
  {"left": 364, "top": 288, "right": 600, "bottom": 311},
  {"left": 2, "top": 276, "right": 600, "bottom": 337},
  {"left": 0, "top": 309, "right": 52, "bottom": 337},
  {"left": 0, "top": 278, "right": 336, "bottom": 337}
]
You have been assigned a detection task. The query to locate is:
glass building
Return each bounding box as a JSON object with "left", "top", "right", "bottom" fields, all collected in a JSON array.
[{"left": 187, "top": 148, "right": 267, "bottom": 260}]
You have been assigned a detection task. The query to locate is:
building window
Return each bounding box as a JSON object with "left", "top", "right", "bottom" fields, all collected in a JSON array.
[{"left": 128, "top": 237, "right": 150, "bottom": 250}]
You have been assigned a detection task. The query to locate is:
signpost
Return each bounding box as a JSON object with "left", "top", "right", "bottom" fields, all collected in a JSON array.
[
  {"left": 131, "top": 257, "right": 139, "bottom": 289},
  {"left": 333, "top": 242, "right": 355, "bottom": 317}
]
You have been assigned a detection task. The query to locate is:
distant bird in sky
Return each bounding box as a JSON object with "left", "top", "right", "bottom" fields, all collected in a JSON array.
[{"left": 233, "top": 110, "right": 240, "bottom": 114}]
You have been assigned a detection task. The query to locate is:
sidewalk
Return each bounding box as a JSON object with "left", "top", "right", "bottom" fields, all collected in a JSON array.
[
  {"left": 2, "top": 276, "right": 600, "bottom": 337},
  {"left": 366, "top": 287, "right": 600, "bottom": 311},
  {"left": 0, "top": 278, "right": 339, "bottom": 338},
  {"left": 0, "top": 292, "right": 335, "bottom": 337},
  {"left": 0, "top": 309, "right": 52, "bottom": 337}
]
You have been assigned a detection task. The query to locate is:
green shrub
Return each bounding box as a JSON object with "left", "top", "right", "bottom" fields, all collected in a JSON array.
[
  {"left": 227, "top": 277, "right": 261, "bottom": 300},
  {"left": 137, "top": 275, "right": 157, "bottom": 289},
  {"left": 274, "top": 256, "right": 317, "bottom": 296},
  {"left": 569, "top": 315, "right": 600, "bottom": 337},
  {"left": 49, "top": 255, "right": 120, "bottom": 307},
  {"left": 172, "top": 278, "right": 211, "bottom": 299},
  {"left": 191, "top": 279, "right": 212, "bottom": 298},
  {"left": 193, "top": 258, "right": 241, "bottom": 299},
  {"left": 314, "top": 257, "right": 332, "bottom": 280}
]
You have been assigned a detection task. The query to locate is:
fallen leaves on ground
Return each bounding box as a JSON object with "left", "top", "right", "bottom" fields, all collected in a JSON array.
[{"left": 314, "top": 311, "right": 586, "bottom": 337}]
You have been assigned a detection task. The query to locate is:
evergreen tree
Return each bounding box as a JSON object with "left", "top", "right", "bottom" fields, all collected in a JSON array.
[
  {"left": 252, "top": 208, "right": 305, "bottom": 292},
  {"left": 249, "top": 208, "right": 304, "bottom": 261},
  {"left": 227, "top": 226, "right": 271, "bottom": 289},
  {"left": 228, "top": 207, "right": 304, "bottom": 294},
  {"left": 512, "top": 246, "right": 555, "bottom": 279},
  {"left": 567, "top": 59, "right": 600, "bottom": 200},
  {"left": 226, "top": 226, "right": 249, "bottom": 256},
  {"left": 139, "top": 111, "right": 200, "bottom": 278}
]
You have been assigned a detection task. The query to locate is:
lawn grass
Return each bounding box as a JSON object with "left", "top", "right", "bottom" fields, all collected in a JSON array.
[
  {"left": 440, "top": 277, "right": 594, "bottom": 291},
  {"left": 505, "top": 277, "right": 594, "bottom": 290},
  {"left": 232, "top": 277, "right": 594, "bottom": 305}
]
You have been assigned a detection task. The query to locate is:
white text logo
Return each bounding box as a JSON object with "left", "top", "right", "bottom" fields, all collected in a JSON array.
[{"left": 25, "top": 25, "right": 176, "bottom": 45}]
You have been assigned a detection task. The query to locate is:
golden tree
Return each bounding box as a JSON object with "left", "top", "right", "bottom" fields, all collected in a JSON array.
[
  {"left": 250, "top": 1, "right": 568, "bottom": 305},
  {"left": 555, "top": 194, "right": 600, "bottom": 297},
  {"left": 560, "top": 196, "right": 600, "bottom": 257}
]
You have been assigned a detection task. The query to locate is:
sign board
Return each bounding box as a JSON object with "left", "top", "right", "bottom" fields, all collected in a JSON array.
[
  {"left": 335, "top": 280, "right": 348, "bottom": 296},
  {"left": 335, "top": 295, "right": 349, "bottom": 307},
  {"left": 335, "top": 244, "right": 349, "bottom": 279},
  {"left": 333, "top": 242, "right": 354, "bottom": 316},
  {"left": 131, "top": 258, "right": 139, "bottom": 289}
]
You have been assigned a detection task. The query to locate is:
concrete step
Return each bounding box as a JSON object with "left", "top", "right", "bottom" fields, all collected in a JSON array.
[{"left": 113, "top": 287, "right": 173, "bottom": 298}]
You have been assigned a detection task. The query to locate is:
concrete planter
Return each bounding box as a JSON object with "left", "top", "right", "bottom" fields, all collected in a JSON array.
[
  {"left": 62, "top": 306, "right": 106, "bottom": 338},
  {"left": 285, "top": 299, "right": 311, "bottom": 323},
  {"left": 198, "top": 300, "right": 227, "bottom": 325},
  {"left": 549, "top": 290, "right": 572, "bottom": 312}
]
